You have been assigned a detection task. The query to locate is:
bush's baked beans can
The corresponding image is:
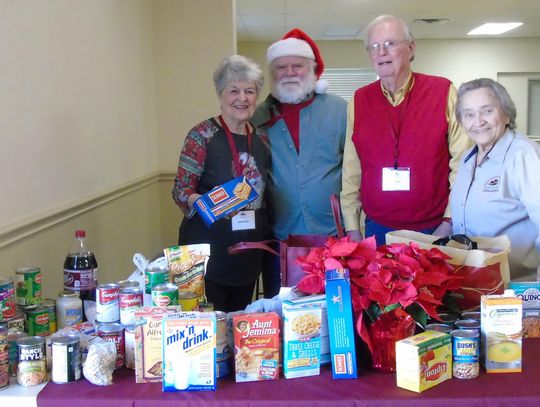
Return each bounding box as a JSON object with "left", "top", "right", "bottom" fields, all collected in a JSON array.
[
  {"left": 452, "top": 329, "right": 480, "bottom": 379},
  {"left": 42, "top": 299, "right": 56, "bottom": 334},
  {"left": 24, "top": 305, "right": 50, "bottom": 337},
  {"left": 51, "top": 335, "right": 81, "bottom": 384},
  {"left": 215, "top": 311, "right": 231, "bottom": 378},
  {"left": 178, "top": 291, "right": 199, "bottom": 311},
  {"left": 16, "top": 336, "right": 47, "bottom": 386},
  {"left": 151, "top": 283, "right": 178, "bottom": 307},
  {"left": 96, "top": 283, "right": 120, "bottom": 323},
  {"left": 119, "top": 287, "right": 143, "bottom": 325},
  {"left": 7, "top": 310, "right": 25, "bottom": 333},
  {"left": 15, "top": 267, "right": 42, "bottom": 306},
  {"left": 97, "top": 323, "right": 124, "bottom": 368},
  {"left": 145, "top": 267, "right": 169, "bottom": 294},
  {"left": 117, "top": 280, "right": 140, "bottom": 290},
  {"left": 0, "top": 277, "right": 16, "bottom": 323},
  {"left": 0, "top": 326, "right": 8, "bottom": 389},
  {"left": 124, "top": 324, "right": 135, "bottom": 369},
  {"left": 7, "top": 330, "right": 27, "bottom": 377}
]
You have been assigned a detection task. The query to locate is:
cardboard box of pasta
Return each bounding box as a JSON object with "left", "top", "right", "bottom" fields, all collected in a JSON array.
[
  {"left": 162, "top": 312, "right": 216, "bottom": 392},
  {"left": 233, "top": 312, "right": 280, "bottom": 382},
  {"left": 509, "top": 281, "right": 540, "bottom": 338},
  {"left": 283, "top": 294, "right": 330, "bottom": 366},
  {"left": 194, "top": 176, "right": 258, "bottom": 227},
  {"left": 325, "top": 269, "right": 357, "bottom": 379},
  {"left": 134, "top": 306, "right": 179, "bottom": 383},
  {"left": 396, "top": 331, "right": 452, "bottom": 393},
  {"left": 282, "top": 300, "right": 322, "bottom": 379}
]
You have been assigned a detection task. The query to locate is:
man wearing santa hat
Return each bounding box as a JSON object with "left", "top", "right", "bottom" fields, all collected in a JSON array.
[{"left": 252, "top": 28, "right": 347, "bottom": 297}]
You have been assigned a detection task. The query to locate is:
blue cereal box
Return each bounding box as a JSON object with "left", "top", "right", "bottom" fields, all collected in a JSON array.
[
  {"left": 194, "top": 176, "right": 258, "bottom": 227},
  {"left": 325, "top": 268, "right": 358, "bottom": 379},
  {"left": 509, "top": 281, "right": 540, "bottom": 337},
  {"left": 282, "top": 299, "right": 322, "bottom": 379},
  {"left": 162, "top": 312, "right": 216, "bottom": 391}
]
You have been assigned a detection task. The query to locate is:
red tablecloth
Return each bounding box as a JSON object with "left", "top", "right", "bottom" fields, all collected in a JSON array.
[{"left": 37, "top": 339, "right": 540, "bottom": 407}]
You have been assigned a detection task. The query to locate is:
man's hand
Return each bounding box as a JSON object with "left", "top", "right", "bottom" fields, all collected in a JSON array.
[{"left": 346, "top": 230, "right": 363, "bottom": 242}]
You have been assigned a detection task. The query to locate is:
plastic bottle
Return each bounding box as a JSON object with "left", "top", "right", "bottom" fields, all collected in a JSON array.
[{"left": 63, "top": 230, "right": 98, "bottom": 320}]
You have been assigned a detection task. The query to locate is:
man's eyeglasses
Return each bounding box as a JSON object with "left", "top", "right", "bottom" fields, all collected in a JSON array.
[{"left": 366, "top": 40, "right": 409, "bottom": 55}]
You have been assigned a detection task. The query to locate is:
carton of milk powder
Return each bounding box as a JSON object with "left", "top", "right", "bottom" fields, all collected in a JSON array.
[{"left": 162, "top": 312, "right": 216, "bottom": 391}]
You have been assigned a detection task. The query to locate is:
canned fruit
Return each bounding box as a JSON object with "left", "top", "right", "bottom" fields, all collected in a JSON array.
[{"left": 25, "top": 305, "right": 50, "bottom": 337}]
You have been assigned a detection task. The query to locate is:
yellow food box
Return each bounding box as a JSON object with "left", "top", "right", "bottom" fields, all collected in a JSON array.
[
  {"left": 396, "top": 331, "right": 452, "bottom": 393},
  {"left": 481, "top": 290, "right": 522, "bottom": 373}
]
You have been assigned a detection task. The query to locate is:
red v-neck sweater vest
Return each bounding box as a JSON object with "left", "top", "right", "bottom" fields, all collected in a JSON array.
[{"left": 352, "top": 73, "right": 451, "bottom": 230}]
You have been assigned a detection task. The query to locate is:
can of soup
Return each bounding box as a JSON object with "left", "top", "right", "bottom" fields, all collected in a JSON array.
[
  {"left": 16, "top": 336, "right": 47, "bottom": 386},
  {"left": 151, "top": 283, "right": 178, "bottom": 307},
  {"left": 145, "top": 267, "right": 169, "bottom": 294},
  {"left": 97, "top": 323, "right": 124, "bottom": 368},
  {"left": 15, "top": 267, "right": 42, "bottom": 306},
  {"left": 0, "top": 277, "right": 16, "bottom": 323},
  {"left": 96, "top": 283, "right": 120, "bottom": 323},
  {"left": 119, "top": 287, "right": 143, "bottom": 325},
  {"left": 51, "top": 335, "right": 81, "bottom": 384},
  {"left": 117, "top": 280, "right": 140, "bottom": 290}
]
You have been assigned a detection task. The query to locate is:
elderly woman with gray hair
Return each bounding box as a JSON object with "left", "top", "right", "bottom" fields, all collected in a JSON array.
[
  {"left": 172, "top": 55, "right": 270, "bottom": 311},
  {"left": 449, "top": 78, "right": 540, "bottom": 281}
]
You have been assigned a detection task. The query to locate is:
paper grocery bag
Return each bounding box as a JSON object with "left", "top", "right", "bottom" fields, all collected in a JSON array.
[{"left": 386, "top": 230, "right": 511, "bottom": 310}]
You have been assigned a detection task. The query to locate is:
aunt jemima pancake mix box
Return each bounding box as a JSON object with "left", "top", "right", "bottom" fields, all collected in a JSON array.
[
  {"left": 396, "top": 330, "right": 452, "bottom": 393},
  {"left": 134, "top": 306, "right": 179, "bottom": 383},
  {"left": 233, "top": 312, "right": 280, "bottom": 382},
  {"left": 162, "top": 312, "right": 216, "bottom": 391},
  {"left": 193, "top": 176, "right": 258, "bottom": 227}
]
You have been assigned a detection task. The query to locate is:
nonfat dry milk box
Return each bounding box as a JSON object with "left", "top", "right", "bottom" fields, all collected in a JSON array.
[
  {"left": 162, "top": 312, "right": 216, "bottom": 391},
  {"left": 193, "top": 176, "right": 258, "bottom": 227},
  {"left": 396, "top": 330, "right": 452, "bottom": 393},
  {"left": 325, "top": 269, "right": 357, "bottom": 379},
  {"left": 282, "top": 299, "right": 322, "bottom": 379}
]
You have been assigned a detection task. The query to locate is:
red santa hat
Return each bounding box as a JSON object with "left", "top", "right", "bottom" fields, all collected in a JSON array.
[{"left": 266, "top": 28, "right": 328, "bottom": 94}]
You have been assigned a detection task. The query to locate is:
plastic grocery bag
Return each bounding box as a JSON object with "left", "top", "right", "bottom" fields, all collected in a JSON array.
[
  {"left": 130, "top": 253, "right": 168, "bottom": 305},
  {"left": 83, "top": 339, "right": 117, "bottom": 386}
]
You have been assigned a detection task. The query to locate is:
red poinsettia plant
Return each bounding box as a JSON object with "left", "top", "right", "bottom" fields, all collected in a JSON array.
[{"left": 296, "top": 235, "right": 462, "bottom": 354}]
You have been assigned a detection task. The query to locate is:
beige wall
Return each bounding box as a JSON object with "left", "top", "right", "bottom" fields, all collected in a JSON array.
[
  {"left": 0, "top": 0, "right": 235, "bottom": 298},
  {"left": 239, "top": 37, "right": 540, "bottom": 133}
]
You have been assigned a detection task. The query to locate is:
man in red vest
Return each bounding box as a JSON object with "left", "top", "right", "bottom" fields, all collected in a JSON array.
[{"left": 340, "top": 15, "right": 470, "bottom": 245}]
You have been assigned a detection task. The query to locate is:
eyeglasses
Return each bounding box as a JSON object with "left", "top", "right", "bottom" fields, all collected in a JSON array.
[{"left": 366, "top": 40, "right": 409, "bottom": 55}]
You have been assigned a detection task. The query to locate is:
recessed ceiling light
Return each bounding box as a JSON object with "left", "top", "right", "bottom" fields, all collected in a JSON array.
[{"left": 467, "top": 22, "right": 523, "bottom": 35}]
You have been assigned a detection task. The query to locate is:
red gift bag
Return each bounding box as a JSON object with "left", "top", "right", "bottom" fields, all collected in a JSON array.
[{"left": 228, "top": 195, "right": 344, "bottom": 287}]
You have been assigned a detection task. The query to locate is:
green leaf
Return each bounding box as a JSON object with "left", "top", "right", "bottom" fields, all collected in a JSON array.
[
  {"left": 405, "top": 303, "right": 428, "bottom": 328},
  {"left": 365, "top": 303, "right": 382, "bottom": 323}
]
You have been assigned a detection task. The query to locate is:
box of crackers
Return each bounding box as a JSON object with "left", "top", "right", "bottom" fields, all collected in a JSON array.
[
  {"left": 194, "top": 176, "right": 258, "bottom": 227},
  {"left": 233, "top": 312, "right": 280, "bottom": 382}
]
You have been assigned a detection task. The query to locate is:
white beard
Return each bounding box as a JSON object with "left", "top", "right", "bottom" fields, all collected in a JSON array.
[{"left": 271, "top": 71, "right": 317, "bottom": 104}]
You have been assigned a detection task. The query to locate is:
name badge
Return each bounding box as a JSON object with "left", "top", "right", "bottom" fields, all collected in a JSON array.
[
  {"left": 232, "top": 210, "right": 256, "bottom": 231},
  {"left": 382, "top": 167, "right": 411, "bottom": 191}
]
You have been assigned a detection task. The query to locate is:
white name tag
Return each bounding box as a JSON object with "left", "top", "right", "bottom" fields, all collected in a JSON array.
[
  {"left": 382, "top": 167, "right": 411, "bottom": 191},
  {"left": 231, "top": 210, "right": 256, "bottom": 231}
]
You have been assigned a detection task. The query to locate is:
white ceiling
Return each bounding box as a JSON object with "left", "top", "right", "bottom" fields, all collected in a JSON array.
[{"left": 236, "top": 0, "right": 540, "bottom": 41}]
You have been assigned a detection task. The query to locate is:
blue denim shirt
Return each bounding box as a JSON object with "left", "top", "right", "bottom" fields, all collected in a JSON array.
[
  {"left": 451, "top": 131, "right": 540, "bottom": 280},
  {"left": 253, "top": 93, "right": 347, "bottom": 240}
]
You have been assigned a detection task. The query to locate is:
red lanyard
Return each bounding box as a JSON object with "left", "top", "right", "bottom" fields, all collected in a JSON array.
[
  {"left": 219, "top": 115, "right": 252, "bottom": 177},
  {"left": 386, "top": 79, "right": 412, "bottom": 169}
]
